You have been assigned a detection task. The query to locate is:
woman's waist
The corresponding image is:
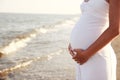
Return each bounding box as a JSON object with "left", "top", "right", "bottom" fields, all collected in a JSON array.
[
  {"left": 70, "top": 27, "right": 107, "bottom": 49},
  {"left": 70, "top": 30, "right": 102, "bottom": 49}
]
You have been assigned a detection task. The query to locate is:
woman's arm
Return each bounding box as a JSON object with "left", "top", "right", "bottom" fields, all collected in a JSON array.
[{"left": 73, "top": 0, "right": 120, "bottom": 65}]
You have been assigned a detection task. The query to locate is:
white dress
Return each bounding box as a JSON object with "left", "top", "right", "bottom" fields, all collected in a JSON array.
[{"left": 70, "top": 0, "right": 117, "bottom": 80}]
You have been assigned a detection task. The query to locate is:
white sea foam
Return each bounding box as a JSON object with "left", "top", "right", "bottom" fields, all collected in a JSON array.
[
  {"left": 0, "top": 28, "right": 48, "bottom": 55},
  {"left": 0, "top": 16, "right": 78, "bottom": 57}
]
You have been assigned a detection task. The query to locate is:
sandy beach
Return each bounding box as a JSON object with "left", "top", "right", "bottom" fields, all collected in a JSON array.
[{"left": 112, "top": 36, "right": 120, "bottom": 80}]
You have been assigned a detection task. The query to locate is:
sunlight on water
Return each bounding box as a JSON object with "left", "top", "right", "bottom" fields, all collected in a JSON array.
[
  {"left": 39, "top": 28, "right": 47, "bottom": 33},
  {"left": 0, "top": 28, "right": 48, "bottom": 56},
  {"left": 0, "top": 13, "right": 79, "bottom": 79},
  {"left": 0, "top": 60, "right": 33, "bottom": 77},
  {"left": 47, "top": 50, "right": 62, "bottom": 60},
  {"left": 0, "top": 50, "right": 63, "bottom": 78}
]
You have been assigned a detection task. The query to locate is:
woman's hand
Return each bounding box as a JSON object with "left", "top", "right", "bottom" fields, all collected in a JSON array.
[
  {"left": 68, "top": 44, "right": 91, "bottom": 65},
  {"left": 68, "top": 43, "right": 74, "bottom": 56},
  {"left": 72, "top": 49, "right": 91, "bottom": 65}
]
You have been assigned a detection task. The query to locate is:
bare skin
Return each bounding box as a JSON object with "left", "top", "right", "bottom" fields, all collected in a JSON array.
[
  {"left": 68, "top": 0, "right": 120, "bottom": 65},
  {"left": 106, "top": 0, "right": 109, "bottom": 3}
]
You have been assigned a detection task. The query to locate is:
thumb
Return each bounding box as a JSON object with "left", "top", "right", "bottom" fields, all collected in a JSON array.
[
  {"left": 73, "top": 49, "right": 83, "bottom": 53},
  {"left": 72, "top": 53, "right": 77, "bottom": 59},
  {"left": 73, "top": 49, "right": 80, "bottom": 52}
]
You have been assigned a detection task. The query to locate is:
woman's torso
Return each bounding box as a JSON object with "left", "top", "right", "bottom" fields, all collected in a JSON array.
[{"left": 70, "top": 0, "right": 109, "bottom": 49}]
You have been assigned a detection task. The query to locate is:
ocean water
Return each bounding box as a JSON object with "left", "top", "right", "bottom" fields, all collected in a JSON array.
[
  {"left": 0, "top": 13, "right": 79, "bottom": 80},
  {"left": 0, "top": 13, "right": 77, "bottom": 46}
]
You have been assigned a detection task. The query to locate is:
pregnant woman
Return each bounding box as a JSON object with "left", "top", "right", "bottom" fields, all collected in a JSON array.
[{"left": 68, "top": 0, "right": 119, "bottom": 80}]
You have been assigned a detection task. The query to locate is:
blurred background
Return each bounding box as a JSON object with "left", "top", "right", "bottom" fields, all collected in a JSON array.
[{"left": 0, "top": 0, "right": 120, "bottom": 80}]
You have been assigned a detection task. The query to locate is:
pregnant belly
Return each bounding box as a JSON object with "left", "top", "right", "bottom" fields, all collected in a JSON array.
[
  {"left": 70, "top": 14, "right": 109, "bottom": 49},
  {"left": 70, "top": 26, "right": 107, "bottom": 49}
]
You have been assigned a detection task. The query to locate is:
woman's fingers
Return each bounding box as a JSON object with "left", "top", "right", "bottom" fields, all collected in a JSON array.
[
  {"left": 68, "top": 45, "right": 71, "bottom": 51},
  {"left": 68, "top": 44, "right": 75, "bottom": 57},
  {"left": 73, "top": 49, "right": 84, "bottom": 53},
  {"left": 68, "top": 47, "right": 88, "bottom": 65},
  {"left": 70, "top": 50, "right": 74, "bottom": 56},
  {"left": 72, "top": 52, "right": 78, "bottom": 59},
  {"left": 75, "top": 59, "right": 85, "bottom": 65},
  {"left": 72, "top": 51, "right": 87, "bottom": 65}
]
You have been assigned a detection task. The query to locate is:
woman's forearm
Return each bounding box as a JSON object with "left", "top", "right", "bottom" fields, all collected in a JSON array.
[{"left": 85, "top": 27, "right": 119, "bottom": 57}]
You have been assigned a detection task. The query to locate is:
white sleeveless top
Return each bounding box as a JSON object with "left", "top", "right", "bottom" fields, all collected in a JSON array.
[
  {"left": 80, "top": 0, "right": 109, "bottom": 17},
  {"left": 70, "top": 0, "right": 109, "bottom": 50}
]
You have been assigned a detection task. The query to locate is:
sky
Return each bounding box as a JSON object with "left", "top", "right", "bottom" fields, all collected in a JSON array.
[{"left": 0, "top": 0, "right": 82, "bottom": 14}]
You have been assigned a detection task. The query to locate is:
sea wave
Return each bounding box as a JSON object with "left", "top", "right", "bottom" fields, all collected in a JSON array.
[
  {"left": 0, "top": 28, "right": 47, "bottom": 57},
  {"left": 0, "top": 17, "right": 78, "bottom": 57}
]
